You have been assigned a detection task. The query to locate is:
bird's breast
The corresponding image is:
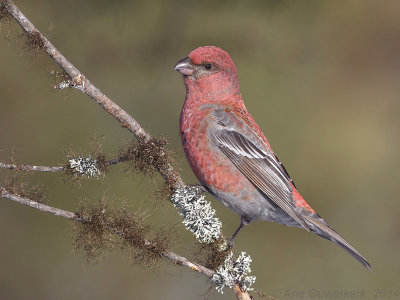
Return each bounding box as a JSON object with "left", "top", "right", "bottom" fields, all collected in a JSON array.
[{"left": 180, "top": 104, "right": 252, "bottom": 200}]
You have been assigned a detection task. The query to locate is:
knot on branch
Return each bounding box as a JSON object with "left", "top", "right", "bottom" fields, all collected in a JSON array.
[
  {"left": 211, "top": 252, "right": 256, "bottom": 294},
  {"left": 53, "top": 74, "right": 85, "bottom": 90},
  {"left": 71, "top": 74, "right": 85, "bottom": 90}
]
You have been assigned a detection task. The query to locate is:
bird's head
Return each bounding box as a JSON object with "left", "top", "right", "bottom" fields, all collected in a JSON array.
[{"left": 174, "top": 46, "right": 240, "bottom": 99}]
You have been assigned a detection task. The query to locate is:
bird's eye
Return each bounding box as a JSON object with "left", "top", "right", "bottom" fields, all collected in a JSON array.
[{"left": 204, "top": 63, "right": 212, "bottom": 70}]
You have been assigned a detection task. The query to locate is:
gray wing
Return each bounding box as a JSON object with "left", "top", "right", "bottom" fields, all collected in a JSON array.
[{"left": 210, "top": 110, "right": 310, "bottom": 231}]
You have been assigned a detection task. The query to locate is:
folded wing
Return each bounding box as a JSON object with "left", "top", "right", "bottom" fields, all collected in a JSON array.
[{"left": 210, "top": 109, "right": 310, "bottom": 231}]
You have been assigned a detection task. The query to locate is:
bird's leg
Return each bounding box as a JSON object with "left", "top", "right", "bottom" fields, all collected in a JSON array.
[{"left": 226, "top": 217, "right": 249, "bottom": 249}]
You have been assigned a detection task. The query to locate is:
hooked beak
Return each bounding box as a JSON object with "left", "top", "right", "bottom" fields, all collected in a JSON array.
[{"left": 174, "top": 57, "right": 194, "bottom": 76}]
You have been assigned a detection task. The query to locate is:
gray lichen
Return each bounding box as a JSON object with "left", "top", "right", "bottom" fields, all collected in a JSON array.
[
  {"left": 170, "top": 186, "right": 222, "bottom": 244},
  {"left": 68, "top": 156, "right": 101, "bottom": 178},
  {"left": 211, "top": 252, "right": 256, "bottom": 294}
]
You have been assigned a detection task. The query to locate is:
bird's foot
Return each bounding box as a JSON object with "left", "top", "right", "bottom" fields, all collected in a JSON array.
[
  {"left": 225, "top": 238, "right": 235, "bottom": 251},
  {"left": 185, "top": 184, "right": 208, "bottom": 197}
]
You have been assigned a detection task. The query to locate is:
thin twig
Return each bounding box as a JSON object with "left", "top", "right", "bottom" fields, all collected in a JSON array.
[
  {"left": 0, "top": 162, "right": 65, "bottom": 172},
  {"left": 0, "top": 187, "right": 76, "bottom": 218},
  {"left": 0, "top": 157, "right": 129, "bottom": 173},
  {"left": 0, "top": 0, "right": 183, "bottom": 189},
  {"left": 0, "top": 187, "right": 250, "bottom": 296},
  {"left": 0, "top": 186, "right": 213, "bottom": 277},
  {"left": 105, "top": 156, "right": 130, "bottom": 166}
]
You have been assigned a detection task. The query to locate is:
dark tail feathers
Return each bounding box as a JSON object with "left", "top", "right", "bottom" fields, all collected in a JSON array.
[{"left": 304, "top": 215, "right": 371, "bottom": 271}]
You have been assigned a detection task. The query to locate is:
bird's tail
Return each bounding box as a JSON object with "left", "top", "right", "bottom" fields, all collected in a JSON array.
[{"left": 303, "top": 214, "right": 371, "bottom": 271}]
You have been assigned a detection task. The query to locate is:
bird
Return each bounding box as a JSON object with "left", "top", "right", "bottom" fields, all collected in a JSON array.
[{"left": 174, "top": 46, "right": 371, "bottom": 270}]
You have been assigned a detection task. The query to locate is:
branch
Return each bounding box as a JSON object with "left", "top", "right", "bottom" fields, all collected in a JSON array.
[
  {"left": 0, "top": 0, "right": 183, "bottom": 189},
  {"left": 0, "top": 186, "right": 213, "bottom": 277},
  {"left": 0, "top": 162, "right": 65, "bottom": 172},
  {"left": 0, "top": 188, "right": 251, "bottom": 298},
  {"left": 0, "top": 1, "right": 254, "bottom": 298},
  {"left": 233, "top": 285, "right": 253, "bottom": 300},
  {"left": 0, "top": 156, "right": 129, "bottom": 173},
  {"left": 0, "top": 187, "right": 76, "bottom": 218}
]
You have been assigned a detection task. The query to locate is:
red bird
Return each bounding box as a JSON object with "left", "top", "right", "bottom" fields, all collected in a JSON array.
[{"left": 174, "top": 46, "right": 371, "bottom": 270}]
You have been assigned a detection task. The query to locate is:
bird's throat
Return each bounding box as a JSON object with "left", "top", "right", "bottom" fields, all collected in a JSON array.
[{"left": 183, "top": 73, "right": 241, "bottom": 105}]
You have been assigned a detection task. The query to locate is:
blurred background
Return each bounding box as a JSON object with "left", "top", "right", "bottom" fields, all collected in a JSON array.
[{"left": 1, "top": 0, "right": 399, "bottom": 299}]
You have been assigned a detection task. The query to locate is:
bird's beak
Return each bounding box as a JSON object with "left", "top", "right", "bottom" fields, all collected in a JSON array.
[{"left": 174, "top": 57, "right": 194, "bottom": 76}]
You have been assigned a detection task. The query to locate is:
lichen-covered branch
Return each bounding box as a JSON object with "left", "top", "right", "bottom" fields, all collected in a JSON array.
[
  {"left": 0, "top": 1, "right": 255, "bottom": 298},
  {"left": 0, "top": 187, "right": 212, "bottom": 277},
  {"left": 171, "top": 186, "right": 223, "bottom": 244},
  {"left": 0, "top": 156, "right": 128, "bottom": 173},
  {"left": 0, "top": 188, "right": 252, "bottom": 298},
  {"left": 0, "top": 162, "right": 65, "bottom": 172},
  {"left": 0, "top": 0, "right": 183, "bottom": 189}
]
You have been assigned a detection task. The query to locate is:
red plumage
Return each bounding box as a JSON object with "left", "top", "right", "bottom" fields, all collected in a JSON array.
[{"left": 175, "top": 46, "right": 371, "bottom": 270}]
